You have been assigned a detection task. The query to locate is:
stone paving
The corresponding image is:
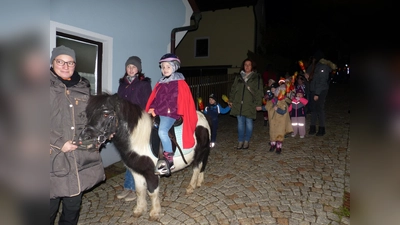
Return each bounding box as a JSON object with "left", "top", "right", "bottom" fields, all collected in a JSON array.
[{"left": 73, "top": 83, "right": 350, "bottom": 225}]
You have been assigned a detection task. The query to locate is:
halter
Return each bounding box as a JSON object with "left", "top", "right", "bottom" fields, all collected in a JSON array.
[{"left": 77, "top": 109, "right": 117, "bottom": 149}]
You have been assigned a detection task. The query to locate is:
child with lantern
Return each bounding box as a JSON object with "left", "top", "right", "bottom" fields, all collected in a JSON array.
[
  {"left": 264, "top": 81, "right": 293, "bottom": 154},
  {"left": 202, "top": 93, "right": 231, "bottom": 148}
]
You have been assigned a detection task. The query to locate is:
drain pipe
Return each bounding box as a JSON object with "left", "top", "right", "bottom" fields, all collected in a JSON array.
[{"left": 170, "top": 0, "right": 202, "bottom": 54}]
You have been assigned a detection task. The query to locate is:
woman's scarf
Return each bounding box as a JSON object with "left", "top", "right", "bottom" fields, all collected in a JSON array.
[{"left": 50, "top": 67, "right": 81, "bottom": 87}]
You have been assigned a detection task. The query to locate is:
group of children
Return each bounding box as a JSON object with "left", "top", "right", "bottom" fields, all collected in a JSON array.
[
  {"left": 201, "top": 73, "right": 309, "bottom": 155},
  {"left": 262, "top": 75, "right": 308, "bottom": 154}
]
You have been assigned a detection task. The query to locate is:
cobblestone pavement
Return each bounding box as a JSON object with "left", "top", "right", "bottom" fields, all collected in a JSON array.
[{"left": 74, "top": 83, "right": 350, "bottom": 225}]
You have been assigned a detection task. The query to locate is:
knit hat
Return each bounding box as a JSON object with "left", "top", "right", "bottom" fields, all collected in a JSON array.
[
  {"left": 51, "top": 45, "right": 76, "bottom": 64},
  {"left": 209, "top": 93, "right": 217, "bottom": 101},
  {"left": 271, "top": 83, "right": 279, "bottom": 89},
  {"left": 296, "top": 87, "right": 305, "bottom": 94},
  {"left": 125, "top": 56, "right": 142, "bottom": 72}
]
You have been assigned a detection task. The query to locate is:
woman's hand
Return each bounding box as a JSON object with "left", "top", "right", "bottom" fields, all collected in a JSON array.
[
  {"left": 61, "top": 141, "right": 78, "bottom": 152},
  {"left": 228, "top": 102, "right": 233, "bottom": 107}
]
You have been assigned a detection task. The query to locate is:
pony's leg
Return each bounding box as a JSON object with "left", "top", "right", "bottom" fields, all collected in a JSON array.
[
  {"left": 197, "top": 170, "right": 204, "bottom": 187},
  {"left": 186, "top": 163, "right": 202, "bottom": 194},
  {"left": 148, "top": 187, "right": 161, "bottom": 221},
  {"left": 132, "top": 174, "right": 147, "bottom": 218}
]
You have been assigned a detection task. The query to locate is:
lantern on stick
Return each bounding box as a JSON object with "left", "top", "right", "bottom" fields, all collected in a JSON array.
[
  {"left": 298, "top": 60, "right": 306, "bottom": 73},
  {"left": 221, "top": 94, "right": 230, "bottom": 103},
  {"left": 277, "top": 89, "right": 286, "bottom": 101},
  {"left": 197, "top": 97, "right": 204, "bottom": 111}
]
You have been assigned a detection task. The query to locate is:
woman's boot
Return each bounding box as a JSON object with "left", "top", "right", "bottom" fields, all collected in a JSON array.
[
  {"left": 308, "top": 125, "right": 316, "bottom": 135},
  {"left": 316, "top": 127, "right": 325, "bottom": 136}
]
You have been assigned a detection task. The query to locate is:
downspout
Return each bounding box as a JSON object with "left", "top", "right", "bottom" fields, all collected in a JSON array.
[
  {"left": 253, "top": 4, "right": 258, "bottom": 54},
  {"left": 170, "top": 0, "right": 202, "bottom": 54}
]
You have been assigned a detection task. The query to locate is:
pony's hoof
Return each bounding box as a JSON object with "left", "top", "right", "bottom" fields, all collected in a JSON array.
[
  {"left": 133, "top": 211, "right": 142, "bottom": 218},
  {"left": 186, "top": 188, "right": 194, "bottom": 195},
  {"left": 149, "top": 216, "right": 160, "bottom": 221},
  {"left": 149, "top": 211, "right": 161, "bottom": 221}
]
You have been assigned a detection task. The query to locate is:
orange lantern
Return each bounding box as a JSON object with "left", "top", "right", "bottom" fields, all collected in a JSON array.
[
  {"left": 197, "top": 97, "right": 204, "bottom": 111},
  {"left": 277, "top": 89, "right": 286, "bottom": 100},
  {"left": 298, "top": 60, "right": 306, "bottom": 73}
]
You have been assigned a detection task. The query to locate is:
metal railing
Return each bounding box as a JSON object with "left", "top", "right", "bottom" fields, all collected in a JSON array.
[{"left": 185, "top": 73, "right": 236, "bottom": 110}]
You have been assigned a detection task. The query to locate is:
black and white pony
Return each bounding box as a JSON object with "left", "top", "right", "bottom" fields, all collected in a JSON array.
[{"left": 78, "top": 93, "right": 211, "bottom": 221}]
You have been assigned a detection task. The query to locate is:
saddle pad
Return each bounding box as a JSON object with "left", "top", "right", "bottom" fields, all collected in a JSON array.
[{"left": 173, "top": 123, "right": 194, "bottom": 156}]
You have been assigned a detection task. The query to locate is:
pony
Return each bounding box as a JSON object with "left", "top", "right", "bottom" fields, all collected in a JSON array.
[{"left": 78, "top": 93, "right": 211, "bottom": 221}]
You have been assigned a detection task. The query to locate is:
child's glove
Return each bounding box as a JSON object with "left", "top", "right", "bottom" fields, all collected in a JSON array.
[
  {"left": 265, "top": 90, "right": 274, "bottom": 100},
  {"left": 148, "top": 108, "right": 156, "bottom": 117}
]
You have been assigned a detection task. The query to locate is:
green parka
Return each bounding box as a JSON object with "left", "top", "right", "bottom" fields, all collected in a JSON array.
[{"left": 229, "top": 72, "right": 264, "bottom": 119}]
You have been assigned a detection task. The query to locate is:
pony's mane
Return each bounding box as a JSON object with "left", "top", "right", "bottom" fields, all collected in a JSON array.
[
  {"left": 86, "top": 93, "right": 114, "bottom": 119},
  {"left": 86, "top": 93, "right": 150, "bottom": 135}
]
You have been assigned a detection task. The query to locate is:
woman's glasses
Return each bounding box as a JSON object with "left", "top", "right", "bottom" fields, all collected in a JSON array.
[{"left": 54, "top": 59, "right": 76, "bottom": 67}]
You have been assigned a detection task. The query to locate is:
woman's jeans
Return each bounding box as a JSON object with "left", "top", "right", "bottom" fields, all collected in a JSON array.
[
  {"left": 159, "top": 116, "right": 176, "bottom": 153},
  {"left": 237, "top": 115, "right": 253, "bottom": 142},
  {"left": 124, "top": 169, "right": 135, "bottom": 190}
]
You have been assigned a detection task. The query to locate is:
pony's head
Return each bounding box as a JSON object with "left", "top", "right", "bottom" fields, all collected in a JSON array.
[{"left": 78, "top": 94, "right": 120, "bottom": 149}]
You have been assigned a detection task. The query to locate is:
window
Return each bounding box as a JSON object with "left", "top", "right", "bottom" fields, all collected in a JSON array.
[{"left": 195, "top": 37, "right": 209, "bottom": 58}]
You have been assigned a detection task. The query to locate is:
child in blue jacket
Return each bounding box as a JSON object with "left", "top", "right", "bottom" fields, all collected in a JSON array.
[{"left": 202, "top": 93, "right": 231, "bottom": 148}]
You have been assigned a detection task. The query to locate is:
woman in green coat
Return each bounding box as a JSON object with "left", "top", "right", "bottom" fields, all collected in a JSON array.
[{"left": 228, "top": 58, "right": 264, "bottom": 149}]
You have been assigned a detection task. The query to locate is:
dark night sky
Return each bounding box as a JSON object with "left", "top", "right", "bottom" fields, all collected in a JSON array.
[{"left": 263, "top": 0, "right": 351, "bottom": 66}]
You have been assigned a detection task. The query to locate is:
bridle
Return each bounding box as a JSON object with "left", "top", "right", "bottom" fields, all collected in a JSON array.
[{"left": 77, "top": 109, "right": 118, "bottom": 149}]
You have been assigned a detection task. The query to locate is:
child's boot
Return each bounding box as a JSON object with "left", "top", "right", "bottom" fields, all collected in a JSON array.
[
  {"left": 269, "top": 142, "right": 276, "bottom": 152},
  {"left": 155, "top": 152, "right": 175, "bottom": 176},
  {"left": 164, "top": 151, "right": 175, "bottom": 170},
  {"left": 275, "top": 141, "right": 282, "bottom": 154}
]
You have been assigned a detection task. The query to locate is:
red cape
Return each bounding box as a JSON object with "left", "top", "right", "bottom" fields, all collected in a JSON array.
[{"left": 146, "top": 80, "right": 198, "bottom": 149}]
